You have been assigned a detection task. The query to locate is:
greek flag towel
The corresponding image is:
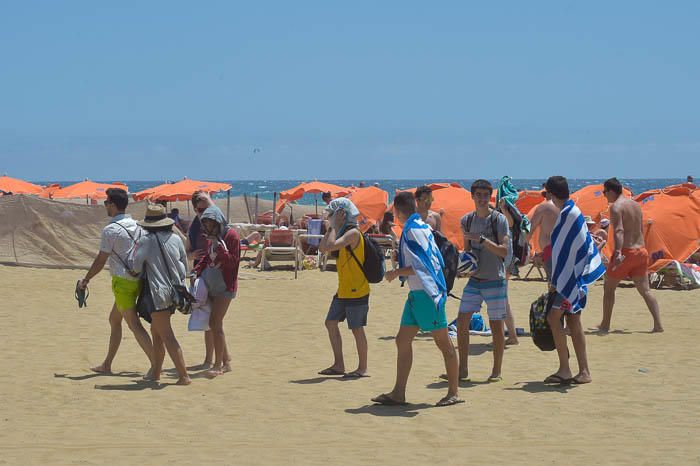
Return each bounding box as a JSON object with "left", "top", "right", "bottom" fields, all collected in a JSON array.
[
  {"left": 398, "top": 213, "right": 447, "bottom": 311},
  {"left": 551, "top": 199, "right": 606, "bottom": 311}
]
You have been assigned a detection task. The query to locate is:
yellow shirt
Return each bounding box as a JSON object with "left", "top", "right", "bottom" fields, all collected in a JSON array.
[{"left": 337, "top": 234, "right": 370, "bottom": 299}]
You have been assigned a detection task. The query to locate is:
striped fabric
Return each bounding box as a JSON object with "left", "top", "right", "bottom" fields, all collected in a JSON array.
[{"left": 551, "top": 199, "right": 606, "bottom": 312}]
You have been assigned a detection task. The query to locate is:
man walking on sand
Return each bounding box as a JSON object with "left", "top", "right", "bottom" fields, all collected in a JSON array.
[
  {"left": 372, "top": 192, "right": 462, "bottom": 407},
  {"left": 78, "top": 188, "right": 154, "bottom": 377},
  {"left": 597, "top": 177, "right": 663, "bottom": 333}
]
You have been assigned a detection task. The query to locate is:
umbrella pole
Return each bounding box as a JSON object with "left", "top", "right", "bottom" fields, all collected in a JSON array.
[
  {"left": 315, "top": 194, "right": 318, "bottom": 215},
  {"left": 254, "top": 194, "right": 259, "bottom": 222},
  {"left": 243, "top": 193, "right": 252, "bottom": 223},
  {"left": 272, "top": 192, "right": 277, "bottom": 225},
  {"left": 187, "top": 202, "right": 190, "bottom": 217},
  {"left": 86, "top": 195, "right": 89, "bottom": 205},
  {"left": 226, "top": 189, "right": 231, "bottom": 223}
]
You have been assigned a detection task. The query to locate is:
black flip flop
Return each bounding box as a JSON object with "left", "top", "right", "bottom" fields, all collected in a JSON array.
[
  {"left": 75, "top": 281, "right": 89, "bottom": 308},
  {"left": 543, "top": 374, "right": 572, "bottom": 385}
]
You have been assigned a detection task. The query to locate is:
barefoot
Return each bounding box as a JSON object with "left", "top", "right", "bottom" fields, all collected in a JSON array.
[
  {"left": 143, "top": 367, "right": 158, "bottom": 381},
  {"left": 593, "top": 325, "right": 610, "bottom": 334},
  {"left": 652, "top": 326, "right": 664, "bottom": 333},
  {"left": 205, "top": 367, "right": 223, "bottom": 378},
  {"left": 176, "top": 376, "right": 192, "bottom": 385},
  {"left": 90, "top": 363, "right": 112, "bottom": 374},
  {"left": 505, "top": 337, "right": 519, "bottom": 346},
  {"left": 222, "top": 362, "right": 232, "bottom": 373},
  {"left": 572, "top": 372, "right": 592, "bottom": 384}
]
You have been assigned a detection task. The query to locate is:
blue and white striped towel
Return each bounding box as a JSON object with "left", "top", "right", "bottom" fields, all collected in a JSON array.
[{"left": 551, "top": 199, "right": 606, "bottom": 312}]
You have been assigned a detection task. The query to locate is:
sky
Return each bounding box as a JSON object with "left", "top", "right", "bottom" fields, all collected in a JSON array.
[{"left": 1, "top": 1, "right": 698, "bottom": 181}]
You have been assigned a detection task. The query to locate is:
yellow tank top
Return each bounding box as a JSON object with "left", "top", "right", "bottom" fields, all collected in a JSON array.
[{"left": 337, "top": 233, "right": 370, "bottom": 299}]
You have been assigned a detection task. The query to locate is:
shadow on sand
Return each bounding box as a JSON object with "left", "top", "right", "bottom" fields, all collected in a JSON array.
[
  {"left": 94, "top": 379, "right": 169, "bottom": 391},
  {"left": 54, "top": 371, "right": 142, "bottom": 381},
  {"left": 503, "top": 381, "right": 578, "bottom": 394},
  {"left": 345, "top": 402, "right": 435, "bottom": 418}
]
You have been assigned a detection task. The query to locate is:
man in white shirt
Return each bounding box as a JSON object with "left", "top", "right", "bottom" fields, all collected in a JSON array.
[{"left": 78, "top": 188, "right": 154, "bottom": 376}]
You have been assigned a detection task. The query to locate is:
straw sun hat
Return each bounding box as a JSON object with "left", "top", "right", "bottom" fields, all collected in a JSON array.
[{"left": 138, "top": 204, "right": 174, "bottom": 228}]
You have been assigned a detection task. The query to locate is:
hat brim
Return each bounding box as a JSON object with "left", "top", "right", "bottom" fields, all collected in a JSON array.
[{"left": 138, "top": 217, "right": 175, "bottom": 228}]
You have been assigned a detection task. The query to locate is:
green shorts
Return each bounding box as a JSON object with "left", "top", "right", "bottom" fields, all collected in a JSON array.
[
  {"left": 111, "top": 276, "right": 141, "bottom": 313},
  {"left": 400, "top": 290, "right": 447, "bottom": 332}
]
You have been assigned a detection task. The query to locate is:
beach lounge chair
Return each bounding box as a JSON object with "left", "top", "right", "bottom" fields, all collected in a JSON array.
[{"left": 261, "top": 229, "right": 303, "bottom": 278}]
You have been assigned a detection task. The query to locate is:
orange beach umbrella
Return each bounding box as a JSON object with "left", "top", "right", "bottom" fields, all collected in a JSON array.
[
  {"left": 516, "top": 190, "right": 545, "bottom": 216},
  {"left": 51, "top": 180, "right": 129, "bottom": 200},
  {"left": 0, "top": 175, "right": 44, "bottom": 195},
  {"left": 134, "top": 179, "right": 231, "bottom": 202},
  {"left": 344, "top": 186, "right": 389, "bottom": 232},
  {"left": 276, "top": 181, "right": 351, "bottom": 213}
]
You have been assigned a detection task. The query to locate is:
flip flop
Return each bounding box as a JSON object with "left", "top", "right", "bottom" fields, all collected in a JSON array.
[
  {"left": 571, "top": 375, "right": 592, "bottom": 385},
  {"left": 318, "top": 368, "right": 345, "bottom": 376},
  {"left": 436, "top": 395, "right": 465, "bottom": 407},
  {"left": 371, "top": 393, "right": 408, "bottom": 406},
  {"left": 75, "top": 281, "right": 89, "bottom": 308},
  {"left": 342, "top": 371, "right": 370, "bottom": 379},
  {"left": 543, "top": 374, "right": 572, "bottom": 385},
  {"left": 487, "top": 376, "right": 503, "bottom": 383},
  {"left": 439, "top": 373, "right": 471, "bottom": 382}
]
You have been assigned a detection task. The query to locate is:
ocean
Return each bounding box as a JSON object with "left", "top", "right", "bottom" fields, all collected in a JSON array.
[{"left": 34, "top": 178, "right": 688, "bottom": 204}]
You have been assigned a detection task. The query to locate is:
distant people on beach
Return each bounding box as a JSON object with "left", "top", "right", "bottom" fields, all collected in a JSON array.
[
  {"left": 168, "top": 208, "right": 186, "bottom": 232},
  {"left": 193, "top": 205, "right": 241, "bottom": 378},
  {"left": 373, "top": 192, "right": 462, "bottom": 407},
  {"left": 318, "top": 198, "right": 370, "bottom": 378},
  {"left": 688, "top": 175, "right": 694, "bottom": 184},
  {"left": 78, "top": 188, "right": 154, "bottom": 377},
  {"left": 599, "top": 177, "right": 663, "bottom": 333},
  {"left": 132, "top": 204, "right": 191, "bottom": 385},
  {"left": 414, "top": 185, "right": 442, "bottom": 232}
]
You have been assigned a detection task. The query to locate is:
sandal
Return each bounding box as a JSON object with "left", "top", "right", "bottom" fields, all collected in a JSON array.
[{"left": 75, "top": 281, "right": 89, "bottom": 308}]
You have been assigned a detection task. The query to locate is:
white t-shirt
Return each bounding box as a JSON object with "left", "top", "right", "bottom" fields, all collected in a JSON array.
[{"left": 100, "top": 214, "right": 142, "bottom": 280}]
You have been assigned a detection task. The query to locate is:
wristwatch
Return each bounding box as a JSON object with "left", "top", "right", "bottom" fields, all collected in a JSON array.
[{"left": 479, "top": 235, "right": 486, "bottom": 244}]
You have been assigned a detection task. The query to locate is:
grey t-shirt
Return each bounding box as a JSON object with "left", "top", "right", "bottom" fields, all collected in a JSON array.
[{"left": 460, "top": 210, "right": 509, "bottom": 280}]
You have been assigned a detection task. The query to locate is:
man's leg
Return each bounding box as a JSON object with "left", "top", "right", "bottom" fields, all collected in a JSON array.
[
  {"left": 122, "top": 308, "right": 154, "bottom": 371},
  {"left": 432, "top": 327, "right": 461, "bottom": 404},
  {"left": 387, "top": 326, "right": 419, "bottom": 403},
  {"left": 350, "top": 327, "right": 368, "bottom": 376},
  {"left": 504, "top": 300, "right": 519, "bottom": 345},
  {"left": 455, "top": 312, "right": 473, "bottom": 380},
  {"left": 566, "top": 313, "right": 591, "bottom": 384},
  {"left": 632, "top": 275, "right": 664, "bottom": 332},
  {"left": 91, "top": 303, "right": 122, "bottom": 373},
  {"left": 322, "top": 320, "right": 345, "bottom": 373},
  {"left": 546, "top": 307, "right": 572, "bottom": 381},
  {"left": 489, "top": 319, "right": 505, "bottom": 380},
  {"left": 599, "top": 276, "right": 621, "bottom": 332}
]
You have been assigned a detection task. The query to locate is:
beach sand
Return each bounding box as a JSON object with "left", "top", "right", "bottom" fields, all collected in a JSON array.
[{"left": 1, "top": 264, "right": 699, "bottom": 465}]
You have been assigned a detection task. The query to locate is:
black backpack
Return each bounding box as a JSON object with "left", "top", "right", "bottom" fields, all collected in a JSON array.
[
  {"left": 346, "top": 231, "right": 385, "bottom": 284},
  {"left": 529, "top": 291, "right": 563, "bottom": 351},
  {"left": 432, "top": 230, "right": 458, "bottom": 293}
]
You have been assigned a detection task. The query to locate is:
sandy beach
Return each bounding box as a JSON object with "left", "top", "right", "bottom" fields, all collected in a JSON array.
[{"left": 1, "top": 264, "right": 698, "bottom": 465}]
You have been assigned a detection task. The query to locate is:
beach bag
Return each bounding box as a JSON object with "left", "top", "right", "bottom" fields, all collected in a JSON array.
[
  {"left": 135, "top": 270, "right": 154, "bottom": 324},
  {"left": 433, "top": 230, "right": 458, "bottom": 293},
  {"left": 529, "top": 291, "right": 556, "bottom": 351},
  {"left": 346, "top": 232, "right": 385, "bottom": 284},
  {"left": 188, "top": 308, "right": 211, "bottom": 331},
  {"left": 155, "top": 235, "right": 195, "bottom": 314}
]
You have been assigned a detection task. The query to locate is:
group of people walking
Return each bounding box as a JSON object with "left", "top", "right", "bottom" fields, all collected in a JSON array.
[
  {"left": 79, "top": 176, "right": 663, "bottom": 406},
  {"left": 79, "top": 189, "right": 240, "bottom": 385}
]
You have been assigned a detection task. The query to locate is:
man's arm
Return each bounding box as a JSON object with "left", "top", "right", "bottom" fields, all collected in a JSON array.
[
  {"left": 79, "top": 251, "right": 110, "bottom": 289},
  {"left": 319, "top": 228, "right": 360, "bottom": 253},
  {"left": 610, "top": 204, "right": 625, "bottom": 265}
]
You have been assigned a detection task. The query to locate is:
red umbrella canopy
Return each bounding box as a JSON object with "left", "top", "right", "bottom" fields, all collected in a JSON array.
[
  {"left": 51, "top": 180, "right": 129, "bottom": 200},
  {"left": 0, "top": 175, "right": 44, "bottom": 195},
  {"left": 134, "top": 179, "right": 231, "bottom": 202}
]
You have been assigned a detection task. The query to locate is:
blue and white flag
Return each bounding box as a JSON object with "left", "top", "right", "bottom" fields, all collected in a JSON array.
[{"left": 551, "top": 200, "right": 607, "bottom": 311}]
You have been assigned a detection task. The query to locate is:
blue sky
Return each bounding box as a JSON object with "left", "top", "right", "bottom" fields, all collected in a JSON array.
[{"left": 1, "top": 1, "right": 698, "bottom": 181}]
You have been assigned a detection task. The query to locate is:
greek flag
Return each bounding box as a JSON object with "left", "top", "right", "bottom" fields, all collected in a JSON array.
[{"left": 551, "top": 199, "right": 606, "bottom": 311}]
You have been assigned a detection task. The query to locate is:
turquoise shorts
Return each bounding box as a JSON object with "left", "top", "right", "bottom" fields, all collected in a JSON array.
[{"left": 400, "top": 290, "right": 447, "bottom": 332}]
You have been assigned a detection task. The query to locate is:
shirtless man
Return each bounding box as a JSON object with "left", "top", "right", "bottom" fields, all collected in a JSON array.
[
  {"left": 527, "top": 188, "right": 560, "bottom": 280},
  {"left": 415, "top": 185, "right": 442, "bottom": 232},
  {"left": 598, "top": 177, "right": 663, "bottom": 333}
]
